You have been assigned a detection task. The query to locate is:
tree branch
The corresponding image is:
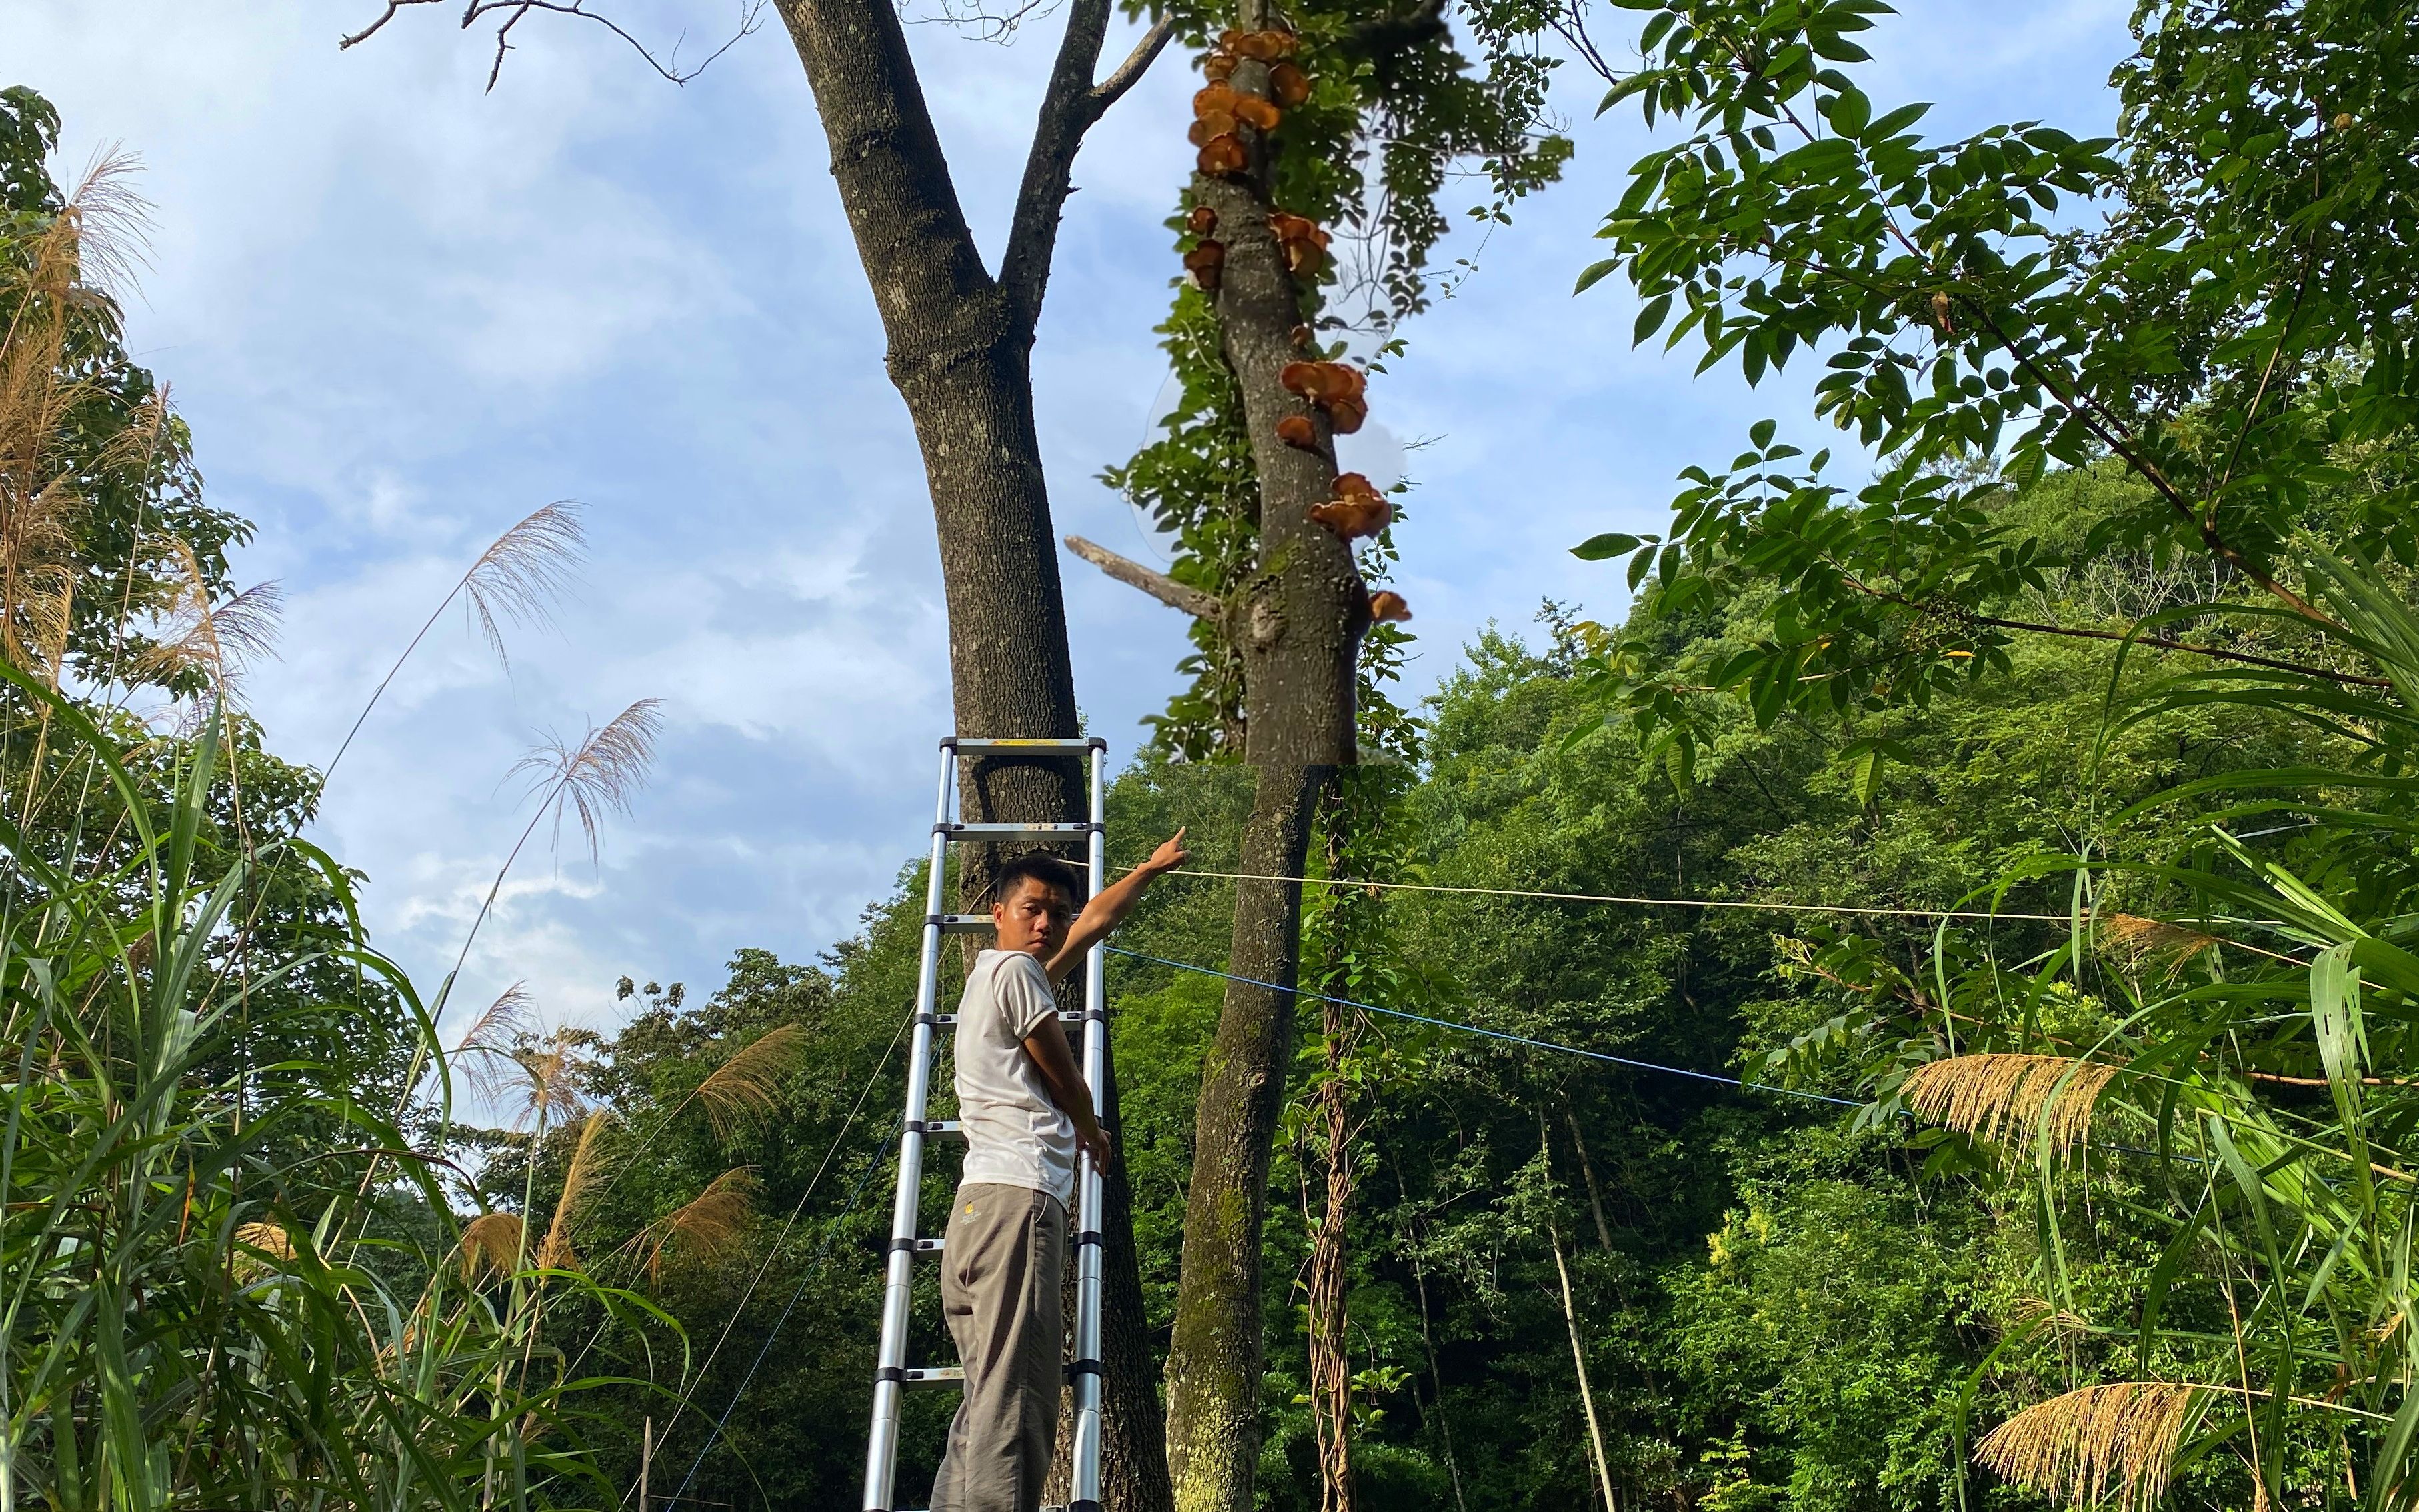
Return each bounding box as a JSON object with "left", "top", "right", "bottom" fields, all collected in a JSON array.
[
  {"left": 999, "top": 0, "right": 1112, "bottom": 332},
  {"left": 1093, "top": 14, "right": 1175, "bottom": 108},
  {"left": 1065, "top": 535, "right": 1220, "bottom": 619},
  {"left": 341, "top": 0, "right": 766, "bottom": 88},
  {"left": 1824, "top": 560, "right": 2390, "bottom": 688},
  {"left": 999, "top": 3, "right": 1170, "bottom": 333},
  {"left": 1958, "top": 609, "right": 2391, "bottom": 688}
]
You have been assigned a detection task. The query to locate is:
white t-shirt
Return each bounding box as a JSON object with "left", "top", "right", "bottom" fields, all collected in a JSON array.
[{"left": 953, "top": 949, "right": 1078, "bottom": 1206}]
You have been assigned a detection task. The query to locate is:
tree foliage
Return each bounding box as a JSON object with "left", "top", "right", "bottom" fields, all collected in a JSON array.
[
  {"left": 1564, "top": 0, "right": 2419, "bottom": 1503},
  {"left": 1569, "top": 0, "right": 2416, "bottom": 790}
]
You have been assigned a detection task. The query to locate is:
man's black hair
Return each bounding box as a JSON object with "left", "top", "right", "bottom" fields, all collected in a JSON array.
[{"left": 991, "top": 853, "right": 1084, "bottom": 908}]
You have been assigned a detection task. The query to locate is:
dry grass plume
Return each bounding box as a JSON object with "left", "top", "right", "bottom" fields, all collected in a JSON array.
[
  {"left": 0, "top": 153, "right": 150, "bottom": 685},
  {"left": 1902, "top": 1053, "right": 2120, "bottom": 1155},
  {"left": 459, "top": 1211, "right": 525, "bottom": 1282},
  {"left": 133, "top": 538, "right": 282, "bottom": 697},
  {"left": 638, "top": 1167, "right": 757, "bottom": 1282},
  {"left": 535, "top": 1109, "right": 611, "bottom": 1271},
  {"left": 461, "top": 500, "right": 584, "bottom": 665},
  {"left": 695, "top": 1024, "right": 808, "bottom": 1139},
  {"left": 450, "top": 981, "right": 539, "bottom": 1105},
  {"left": 2103, "top": 914, "right": 2224, "bottom": 975},
  {"left": 512, "top": 698, "right": 664, "bottom": 866},
  {"left": 1976, "top": 1381, "right": 2202, "bottom": 1512},
  {"left": 230, "top": 1220, "right": 294, "bottom": 1280}
]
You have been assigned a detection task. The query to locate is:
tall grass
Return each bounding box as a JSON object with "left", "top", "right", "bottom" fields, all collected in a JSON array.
[
  {"left": 0, "top": 677, "right": 662, "bottom": 1510},
  {"left": 1882, "top": 541, "right": 2419, "bottom": 1509},
  {"left": 0, "top": 105, "right": 675, "bottom": 1507}
]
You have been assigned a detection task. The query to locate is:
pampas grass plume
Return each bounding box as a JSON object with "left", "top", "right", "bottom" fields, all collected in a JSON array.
[
  {"left": 1902, "top": 1053, "right": 2118, "bottom": 1155},
  {"left": 1977, "top": 1382, "right": 2200, "bottom": 1512}
]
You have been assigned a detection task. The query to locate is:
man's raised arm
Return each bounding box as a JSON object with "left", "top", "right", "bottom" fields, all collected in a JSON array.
[{"left": 1044, "top": 829, "right": 1189, "bottom": 985}]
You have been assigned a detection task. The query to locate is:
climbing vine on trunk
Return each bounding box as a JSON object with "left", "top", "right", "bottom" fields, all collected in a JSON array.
[{"left": 1074, "top": 7, "right": 1566, "bottom": 1505}]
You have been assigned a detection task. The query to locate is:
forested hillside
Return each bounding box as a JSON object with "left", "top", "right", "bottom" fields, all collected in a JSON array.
[{"left": 526, "top": 465, "right": 2346, "bottom": 1511}]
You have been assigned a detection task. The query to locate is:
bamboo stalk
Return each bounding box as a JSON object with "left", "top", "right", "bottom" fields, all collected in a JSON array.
[
  {"left": 1551, "top": 1222, "right": 1618, "bottom": 1512},
  {"left": 1566, "top": 1109, "right": 1616, "bottom": 1255}
]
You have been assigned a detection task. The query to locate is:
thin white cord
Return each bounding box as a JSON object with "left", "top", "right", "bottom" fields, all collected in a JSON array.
[{"left": 1134, "top": 866, "right": 2070, "bottom": 923}]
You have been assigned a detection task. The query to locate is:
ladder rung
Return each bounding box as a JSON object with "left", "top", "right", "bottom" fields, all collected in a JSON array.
[
  {"left": 904, "top": 1366, "right": 965, "bottom": 1387},
  {"left": 934, "top": 1012, "right": 957, "bottom": 1027},
  {"left": 947, "top": 737, "right": 1101, "bottom": 754},
  {"left": 935, "top": 914, "right": 993, "bottom": 933},
  {"left": 914, "top": 1237, "right": 944, "bottom": 1253},
  {"left": 910, "top": 1119, "right": 963, "bottom": 1140},
  {"left": 937, "top": 822, "right": 1094, "bottom": 841}
]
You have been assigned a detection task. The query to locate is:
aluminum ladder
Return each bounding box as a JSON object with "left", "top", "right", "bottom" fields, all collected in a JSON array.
[{"left": 862, "top": 735, "right": 1112, "bottom": 1512}]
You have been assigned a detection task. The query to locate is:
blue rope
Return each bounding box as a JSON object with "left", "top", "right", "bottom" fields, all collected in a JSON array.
[{"left": 1104, "top": 946, "right": 1865, "bottom": 1109}]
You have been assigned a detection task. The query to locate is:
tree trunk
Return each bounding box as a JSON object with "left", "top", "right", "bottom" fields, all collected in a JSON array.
[
  {"left": 773, "top": 4, "right": 1173, "bottom": 1506},
  {"left": 1163, "top": 767, "right": 1322, "bottom": 1509},
  {"left": 1163, "top": 11, "right": 1368, "bottom": 1489},
  {"left": 1051, "top": 1038, "right": 1175, "bottom": 1512},
  {"left": 1566, "top": 1107, "right": 1617, "bottom": 1255},
  {"left": 1552, "top": 1222, "right": 1620, "bottom": 1512},
  {"left": 774, "top": 0, "right": 1083, "bottom": 855}
]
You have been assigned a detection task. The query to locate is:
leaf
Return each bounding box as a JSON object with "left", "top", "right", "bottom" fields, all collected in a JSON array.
[
  {"left": 1866, "top": 101, "right": 1931, "bottom": 140},
  {"left": 1634, "top": 293, "right": 1673, "bottom": 343},
  {"left": 1827, "top": 87, "right": 1872, "bottom": 137},
  {"left": 1598, "top": 70, "right": 1667, "bottom": 115},
  {"left": 1628, "top": 545, "right": 1656, "bottom": 591},
  {"left": 1837, "top": 735, "right": 1914, "bottom": 805},
  {"left": 1572, "top": 533, "right": 1642, "bottom": 561},
  {"left": 1574, "top": 258, "right": 1620, "bottom": 295}
]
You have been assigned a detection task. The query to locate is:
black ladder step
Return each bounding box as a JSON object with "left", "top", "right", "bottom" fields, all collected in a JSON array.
[
  {"left": 936, "top": 821, "right": 1095, "bottom": 841},
  {"left": 924, "top": 1010, "right": 1087, "bottom": 1030},
  {"left": 933, "top": 914, "right": 993, "bottom": 933},
  {"left": 904, "top": 1366, "right": 964, "bottom": 1388},
  {"left": 907, "top": 1119, "right": 963, "bottom": 1139},
  {"left": 945, "top": 737, "right": 1103, "bottom": 754}
]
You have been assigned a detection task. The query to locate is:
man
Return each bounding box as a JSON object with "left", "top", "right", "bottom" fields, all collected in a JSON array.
[{"left": 931, "top": 829, "right": 1191, "bottom": 1512}]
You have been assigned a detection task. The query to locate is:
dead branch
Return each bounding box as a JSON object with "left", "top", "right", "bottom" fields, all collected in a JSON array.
[
  {"left": 1093, "top": 15, "right": 1175, "bottom": 107},
  {"left": 1065, "top": 535, "right": 1219, "bottom": 619}
]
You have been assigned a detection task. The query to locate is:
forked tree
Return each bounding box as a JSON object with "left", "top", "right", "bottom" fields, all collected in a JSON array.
[
  {"left": 343, "top": 3, "right": 1566, "bottom": 1507},
  {"left": 340, "top": 1, "right": 1181, "bottom": 1504}
]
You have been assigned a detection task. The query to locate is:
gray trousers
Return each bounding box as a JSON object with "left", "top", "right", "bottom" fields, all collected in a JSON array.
[{"left": 930, "top": 1183, "right": 1066, "bottom": 1512}]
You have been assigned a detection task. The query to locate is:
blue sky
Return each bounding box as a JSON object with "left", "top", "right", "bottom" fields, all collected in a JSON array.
[{"left": 6, "top": 0, "right": 2132, "bottom": 1038}]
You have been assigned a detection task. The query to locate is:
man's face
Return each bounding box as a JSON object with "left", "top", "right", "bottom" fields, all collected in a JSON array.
[{"left": 991, "top": 875, "right": 1075, "bottom": 959}]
